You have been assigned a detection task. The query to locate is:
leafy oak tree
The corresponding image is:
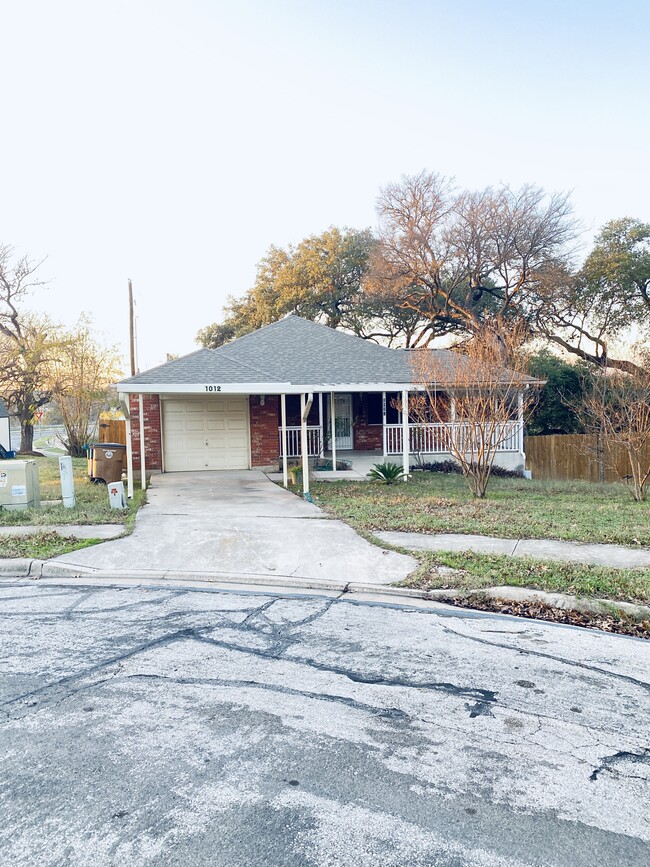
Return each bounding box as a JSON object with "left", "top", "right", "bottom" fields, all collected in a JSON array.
[
  {"left": 197, "top": 227, "right": 431, "bottom": 349},
  {"left": 539, "top": 218, "right": 650, "bottom": 375},
  {"left": 525, "top": 351, "right": 590, "bottom": 435}
]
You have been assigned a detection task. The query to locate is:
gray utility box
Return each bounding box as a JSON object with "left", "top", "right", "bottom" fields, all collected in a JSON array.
[{"left": 0, "top": 460, "right": 41, "bottom": 510}]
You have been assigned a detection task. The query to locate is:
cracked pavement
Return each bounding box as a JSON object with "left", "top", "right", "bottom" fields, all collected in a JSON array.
[{"left": 1, "top": 581, "right": 649, "bottom": 866}]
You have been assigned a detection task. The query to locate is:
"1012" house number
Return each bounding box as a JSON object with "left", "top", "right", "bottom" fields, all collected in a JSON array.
[{"left": 204, "top": 385, "right": 222, "bottom": 392}]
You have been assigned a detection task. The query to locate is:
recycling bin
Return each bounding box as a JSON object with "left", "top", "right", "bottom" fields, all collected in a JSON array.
[{"left": 88, "top": 442, "right": 126, "bottom": 484}]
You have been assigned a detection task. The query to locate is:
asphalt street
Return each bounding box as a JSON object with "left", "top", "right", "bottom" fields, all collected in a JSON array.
[{"left": 1, "top": 581, "right": 649, "bottom": 867}]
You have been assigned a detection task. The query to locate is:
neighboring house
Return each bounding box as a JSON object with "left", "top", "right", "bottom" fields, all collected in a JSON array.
[
  {"left": 117, "top": 315, "right": 531, "bottom": 494},
  {"left": 0, "top": 399, "right": 11, "bottom": 452}
]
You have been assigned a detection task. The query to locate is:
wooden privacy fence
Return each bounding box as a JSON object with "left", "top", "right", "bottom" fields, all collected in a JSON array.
[
  {"left": 98, "top": 419, "right": 126, "bottom": 446},
  {"left": 525, "top": 434, "right": 650, "bottom": 483}
]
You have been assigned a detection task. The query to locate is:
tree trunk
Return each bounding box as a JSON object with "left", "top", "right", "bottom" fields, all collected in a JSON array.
[{"left": 20, "top": 422, "right": 34, "bottom": 453}]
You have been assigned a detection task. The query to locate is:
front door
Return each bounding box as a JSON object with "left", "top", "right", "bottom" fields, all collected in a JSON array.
[{"left": 334, "top": 393, "right": 353, "bottom": 450}]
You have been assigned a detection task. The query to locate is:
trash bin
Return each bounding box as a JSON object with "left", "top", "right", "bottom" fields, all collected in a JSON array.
[{"left": 88, "top": 442, "right": 126, "bottom": 484}]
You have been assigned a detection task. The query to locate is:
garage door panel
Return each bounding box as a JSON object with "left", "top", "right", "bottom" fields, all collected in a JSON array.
[{"left": 162, "top": 397, "right": 249, "bottom": 471}]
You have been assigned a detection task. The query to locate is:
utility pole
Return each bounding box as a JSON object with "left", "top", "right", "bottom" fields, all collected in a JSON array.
[{"left": 128, "top": 279, "right": 136, "bottom": 376}]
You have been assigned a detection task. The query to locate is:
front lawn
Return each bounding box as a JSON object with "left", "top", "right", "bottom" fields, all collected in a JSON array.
[
  {"left": 311, "top": 472, "right": 649, "bottom": 546},
  {"left": 0, "top": 456, "right": 145, "bottom": 528},
  {"left": 311, "top": 472, "right": 650, "bottom": 615},
  {"left": 0, "top": 531, "right": 102, "bottom": 560},
  {"left": 400, "top": 550, "right": 650, "bottom": 606}
]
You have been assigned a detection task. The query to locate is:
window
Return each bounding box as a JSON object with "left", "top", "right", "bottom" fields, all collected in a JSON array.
[
  {"left": 366, "top": 393, "right": 400, "bottom": 425},
  {"left": 367, "top": 393, "right": 382, "bottom": 425}
]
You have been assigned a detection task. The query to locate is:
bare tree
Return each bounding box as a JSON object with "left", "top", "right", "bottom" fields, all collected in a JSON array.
[
  {"left": 372, "top": 172, "right": 579, "bottom": 347},
  {"left": 409, "top": 323, "right": 541, "bottom": 498},
  {"left": 48, "top": 316, "right": 123, "bottom": 457},
  {"left": 0, "top": 246, "right": 52, "bottom": 452},
  {"left": 579, "top": 369, "right": 650, "bottom": 502}
]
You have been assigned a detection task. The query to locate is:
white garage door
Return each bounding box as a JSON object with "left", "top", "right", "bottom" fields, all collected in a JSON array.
[{"left": 162, "top": 397, "right": 250, "bottom": 471}]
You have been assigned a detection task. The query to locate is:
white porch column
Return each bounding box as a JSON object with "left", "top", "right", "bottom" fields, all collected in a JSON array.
[
  {"left": 125, "top": 415, "right": 134, "bottom": 499},
  {"left": 330, "top": 391, "right": 337, "bottom": 470},
  {"left": 401, "top": 389, "right": 409, "bottom": 479},
  {"left": 281, "top": 393, "right": 288, "bottom": 488},
  {"left": 382, "top": 391, "right": 387, "bottom": 459},
  {"left": 138, "top": 392, "right": 146, "bottom": 492},
  {"left": 518, "top": 390, "right": 525, "bottom": 455},
  {"left": 300, "top": 393, "right": 312, "bottom": 497},
  {"left": 318, "top": 392, "right": 324, "bottom": 456},
  {"left": 119, "top": 394, "right": 134, "bottom": 500}
]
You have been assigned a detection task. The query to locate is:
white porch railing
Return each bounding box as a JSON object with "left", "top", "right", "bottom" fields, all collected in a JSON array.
[
  {"left": 385, "top": 422, "right": 522, "bottom": 455},
  {"left": 278, "top": 426, "right": 323, "bottom": 458}
]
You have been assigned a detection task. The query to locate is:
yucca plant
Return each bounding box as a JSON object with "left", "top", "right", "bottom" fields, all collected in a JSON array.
[{"left": 367, "top": 462, "right": 406, "bottom": 485}]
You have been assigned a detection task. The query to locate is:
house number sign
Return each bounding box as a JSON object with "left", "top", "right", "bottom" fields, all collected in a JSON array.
[{"left": 204, "top": 385, "right": 222, "bottom": 392}]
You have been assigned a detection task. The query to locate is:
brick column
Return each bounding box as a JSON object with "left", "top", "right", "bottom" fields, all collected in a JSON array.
[
  {"left": 249, "top": 395, "right": 280, "bottom": 467},
  {"left": 129, "top": 394, "right": 163, "bottom": 471}
]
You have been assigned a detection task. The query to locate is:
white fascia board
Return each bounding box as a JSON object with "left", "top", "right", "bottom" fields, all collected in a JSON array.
[
  {"left": 116, "top": 382, "right": 293, "bottom": 395},
  {"left": 116, "top": 381, "right": 422, "bottom": 395},
  {"left": 297, "top": 382, "right": 421, "bottom": 393}
]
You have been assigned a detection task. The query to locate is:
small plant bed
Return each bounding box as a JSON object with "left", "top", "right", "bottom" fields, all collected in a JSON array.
[
  {"left": 310, "top": 473, "right": 650, "bottom": 546},
  {"left": 0, "top": 531, "right": 102, "bottom": 560},
  {"left": 442, "top": 593, "right": 650, "bottom": 640},
  {"left": 0, "top": 456, "right": 145, "bottom": 528},
  {"left": 399, "top": 550, "right": 650, "bottom": 605}
]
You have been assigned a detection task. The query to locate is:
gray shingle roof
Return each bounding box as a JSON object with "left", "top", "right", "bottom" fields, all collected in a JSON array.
[
  {"left": 119, "top": 316, "right": 441, "bottom": 388},
  {"left": 118, "top": 315, "right": 538, "bottom": 390},
  {"left": 0, "top": 398, "right": 9, "bottom": 419}
]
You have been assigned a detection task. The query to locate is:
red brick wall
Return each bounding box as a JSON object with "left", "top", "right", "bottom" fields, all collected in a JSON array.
[
  {"left": 353, "top": 418, "right": 383, "bottom": 450},
  {"left": 249, "top": 395, "right": 280, "bottom": 467},
  {"left": 352, "top": 394, "right": 383, "bottom": 451},
  {"left": 129, "top": 394, "right": 163, "bottom": 472}
]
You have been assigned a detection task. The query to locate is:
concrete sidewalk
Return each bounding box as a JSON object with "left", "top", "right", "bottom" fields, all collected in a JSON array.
[{"left": 375, "top": 531, "right": 650, "bottom": 568}]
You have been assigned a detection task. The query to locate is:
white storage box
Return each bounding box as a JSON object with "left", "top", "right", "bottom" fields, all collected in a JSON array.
[{"left": 0, "top": 460, "right": 41, "bottom": 510}]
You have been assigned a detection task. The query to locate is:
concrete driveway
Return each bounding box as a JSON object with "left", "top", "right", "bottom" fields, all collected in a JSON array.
[
  {"left": 52, "top": 471, "right": 415, "bottom": 585},
  {"left": 1, "top": 580, "right": 648, "bottom": 866}
]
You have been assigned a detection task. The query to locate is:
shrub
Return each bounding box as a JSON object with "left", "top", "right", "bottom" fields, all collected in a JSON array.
[
  {"left": 412, "top": 460, "right": 523, "bottom": 479},
  {"left": 367, "top": 462, "right": 407, "bottom": 484}
]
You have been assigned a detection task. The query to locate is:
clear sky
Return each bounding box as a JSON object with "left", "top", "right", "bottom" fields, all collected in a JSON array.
[{"left": 2, "top": 0, "right": 649, "bottom": 371}]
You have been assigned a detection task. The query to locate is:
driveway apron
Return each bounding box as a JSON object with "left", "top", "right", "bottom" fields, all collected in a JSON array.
[{"left": 52, "top": 471, "right": 416, "bottom": 584}]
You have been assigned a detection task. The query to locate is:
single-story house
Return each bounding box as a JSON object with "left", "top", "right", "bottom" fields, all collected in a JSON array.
[{"left": 117, "top": 315, "right": 534, "bottom": 496}]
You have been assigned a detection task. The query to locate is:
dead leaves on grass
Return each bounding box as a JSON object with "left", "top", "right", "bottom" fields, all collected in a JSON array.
[{"left": 450, "top": 594, "right": 650, "bottom": 639}]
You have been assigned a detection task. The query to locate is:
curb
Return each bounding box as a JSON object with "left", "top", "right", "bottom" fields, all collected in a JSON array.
[{"left": 1, "top": 560, "right": 649, "bottom": 622}]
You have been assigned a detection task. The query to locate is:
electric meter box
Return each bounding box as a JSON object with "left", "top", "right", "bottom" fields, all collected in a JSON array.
[{"left": 0, "top": 460, "right": 41, "bottom": 510}]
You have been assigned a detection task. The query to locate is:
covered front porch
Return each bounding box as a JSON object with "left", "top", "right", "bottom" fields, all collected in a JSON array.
[
  {"left": 276, "top": 389, "right": 525, "bottom": 494},
  {"left": 267, "top": 449, "right": 385, "bottom": 482}
]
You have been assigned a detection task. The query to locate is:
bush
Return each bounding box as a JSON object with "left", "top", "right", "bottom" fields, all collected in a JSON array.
[
  {"left": 412, "top": 460, "right": 523, "bottom": 479},
  {"left": 412, "top": 460, "right": 461, "bottom": 475}
]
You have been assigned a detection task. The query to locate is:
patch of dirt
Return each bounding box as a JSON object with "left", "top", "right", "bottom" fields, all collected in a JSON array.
[{"left": 449, "top": 593, "right": 650, "bottom": 639}]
